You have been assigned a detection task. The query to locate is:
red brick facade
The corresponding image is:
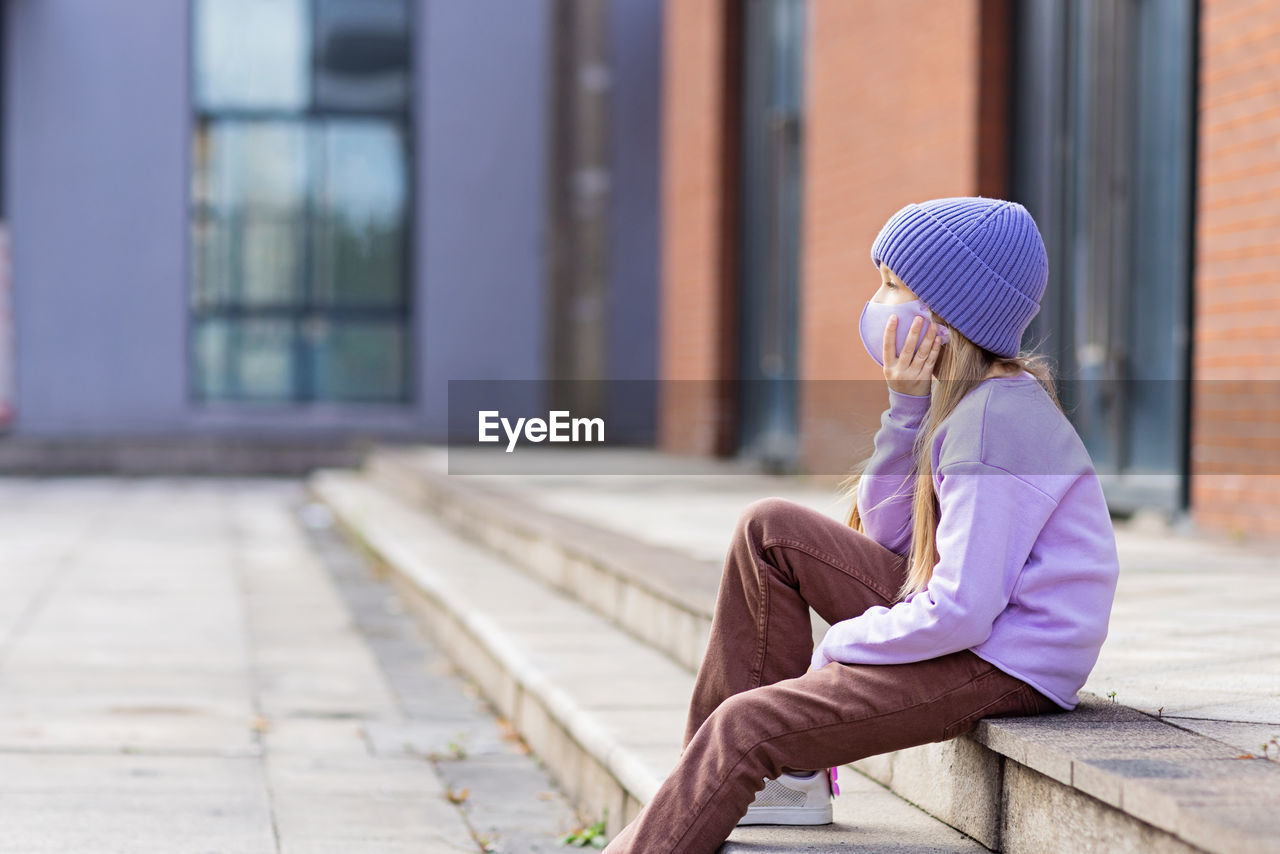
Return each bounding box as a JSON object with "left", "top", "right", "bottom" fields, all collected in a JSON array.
[
  {"left": 1190, "top": 0, "right": 1280, "bottom": 539},
  {"left": 799, "top": 0, "right": 995, "bottom": 477},
  {"left": 659, "top": 0, "right": 1280, "bottom": 540},
  {"left": 657, "top": 0, "right": 738, "bottom": 456}
]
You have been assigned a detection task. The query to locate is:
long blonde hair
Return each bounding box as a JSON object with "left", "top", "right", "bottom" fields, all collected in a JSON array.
[{"left": 836, "top": 317, "right": 1066, "bottom": 604}]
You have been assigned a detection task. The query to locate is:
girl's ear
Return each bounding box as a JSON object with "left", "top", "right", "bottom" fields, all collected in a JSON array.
[{"left": 927, "top": 312, "right": 951, "bottom": 342}]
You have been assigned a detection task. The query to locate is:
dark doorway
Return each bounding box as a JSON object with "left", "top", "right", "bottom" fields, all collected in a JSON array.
[
  {"left": 737, "top": 0, "right": 805, "bottom": 472},
  {"left": 1011, "top": 0, "right": 1196, "bottom": 516}
]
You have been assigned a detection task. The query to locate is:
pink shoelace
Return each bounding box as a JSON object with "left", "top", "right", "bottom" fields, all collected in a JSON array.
[{"left": 827, "top": 766, "right": 840, "bottom": 796}]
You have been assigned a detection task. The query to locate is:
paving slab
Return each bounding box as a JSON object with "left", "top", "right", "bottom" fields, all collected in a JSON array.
[{"left": 0, "top": 752, "right": 277, "bottom": 854}]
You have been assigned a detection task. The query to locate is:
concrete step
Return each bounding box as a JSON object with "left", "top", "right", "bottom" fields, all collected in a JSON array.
[
  {"left": 361, "top": 447, "right": 729, "bottom": 674},
  {"left": 348, "top": 447, "right": 1280, "bottom": 854},
  {"left": 307, "top": 469, "right": 999, "bottom": 852}
]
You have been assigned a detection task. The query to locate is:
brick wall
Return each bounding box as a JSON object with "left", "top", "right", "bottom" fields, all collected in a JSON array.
[
  {"left": 657, "top": 0, "right": 738, "bottom": 456},
  {"left": 1189, "top": 0, "right": 1280, "bottom": 539},
  {"left": 799, "top": 0, "right": 990, "bottom": 479}
]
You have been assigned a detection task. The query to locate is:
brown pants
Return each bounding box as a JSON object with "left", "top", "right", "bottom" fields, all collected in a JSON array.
[{"left": 603, "top": 497, "right": 1065, "bottom": 854}]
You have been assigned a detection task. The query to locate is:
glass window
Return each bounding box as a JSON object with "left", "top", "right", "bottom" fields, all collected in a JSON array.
[
  {"left": 190, "top": 0, "right": 412, "bottom": 405},
  {"left": 193, "top": 0, "right": 310, "bottom": 111}
]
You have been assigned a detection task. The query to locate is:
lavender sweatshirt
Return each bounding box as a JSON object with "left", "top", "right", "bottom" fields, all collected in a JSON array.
[{"left": 811, "top": 371, "right": 1120, "bottom": 710}]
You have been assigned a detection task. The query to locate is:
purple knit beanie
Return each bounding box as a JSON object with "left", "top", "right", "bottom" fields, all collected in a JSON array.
[{"left": 869, "top": 196, "right": 1049, "bottom": 358}]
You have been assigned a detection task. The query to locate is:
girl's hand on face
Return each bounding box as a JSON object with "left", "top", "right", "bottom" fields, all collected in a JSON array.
[{"left": 884, "top": 314, "right": 942, "bottom": 397}]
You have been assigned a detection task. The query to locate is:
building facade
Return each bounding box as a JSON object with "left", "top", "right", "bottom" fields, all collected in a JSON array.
[
  {"left": 0, "top": 0, "right": 660, "bottom": 466},
  {"left": 658, "top": 0, "right": 1279, "bottom": 540}
]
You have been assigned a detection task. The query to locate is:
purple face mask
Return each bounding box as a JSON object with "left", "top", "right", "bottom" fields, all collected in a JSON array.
[{"left": 858, "top": 298, "right": 950, "bottom": 367}]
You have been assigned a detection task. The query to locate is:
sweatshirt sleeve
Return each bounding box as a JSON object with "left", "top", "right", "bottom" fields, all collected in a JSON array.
[
  {"left": 812, "top": 459, "right": 1060, "bottom": 670},
  {"left": 856, "top": 388, "right": 933, "bottom": 554}
]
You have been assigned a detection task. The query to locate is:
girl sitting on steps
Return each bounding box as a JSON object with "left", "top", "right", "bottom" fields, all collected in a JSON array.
[{"left": 603, "top": 195, "right": 1121, "bottom": 854}]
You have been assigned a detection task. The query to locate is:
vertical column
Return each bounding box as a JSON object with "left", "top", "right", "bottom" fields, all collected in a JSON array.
[{"left": 547, "top": 0, "right": 612, "bottom": 417}]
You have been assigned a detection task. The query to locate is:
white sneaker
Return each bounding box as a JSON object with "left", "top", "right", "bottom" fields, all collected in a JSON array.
[{"left": 736, "top": 768, "right": 836, "bottom": 826}]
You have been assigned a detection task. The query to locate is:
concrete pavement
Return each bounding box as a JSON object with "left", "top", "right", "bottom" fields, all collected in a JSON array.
[{"left": 0, "top": 476, "right": 583, "bottom": 853}]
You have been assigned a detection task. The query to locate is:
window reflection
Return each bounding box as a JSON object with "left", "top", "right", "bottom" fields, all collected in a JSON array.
[
  {"left": 314, "top": 0, "right": 410, "bottom": 111},
  {"left": 193, "top": 122, "right": 308, "bottom": 308},
  {"left": 194, "top": 317, "right": 295, "bottom": 401},
  {"left": 310, "top": 318, "right": 407, "bottom": 401},
  {"left": 313, "top": 120, "right": 407, "bottom": 306}
]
